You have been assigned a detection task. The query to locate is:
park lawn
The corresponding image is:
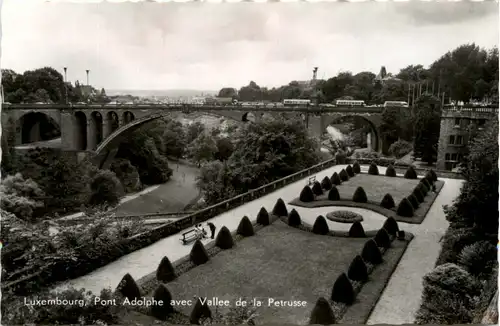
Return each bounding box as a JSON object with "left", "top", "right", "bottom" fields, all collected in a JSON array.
[{"left": 143, "top": 220, "right": 410, "bottom": 324}]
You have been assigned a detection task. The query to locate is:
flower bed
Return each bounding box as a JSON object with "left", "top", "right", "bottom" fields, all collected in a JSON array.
[{"left": 326, "top": 210, "right": 364, "bottom": 223}]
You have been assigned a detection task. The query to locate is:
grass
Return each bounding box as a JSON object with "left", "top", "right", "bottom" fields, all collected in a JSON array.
[{"left": 289, "top": 173, "right": 445, "bottom": 224}]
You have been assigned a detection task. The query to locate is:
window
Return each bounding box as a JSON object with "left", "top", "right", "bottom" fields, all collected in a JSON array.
[
  {"left": 445, "top": 162, "right": 453, "bottom": 171},
  {"left": 458, "top": 153, "right": 463, "bottom": 161},
  {"left": 454, "top": 118, "right": 461, "bottom": 127},
  {"left": 445, "top": 153, "right": 450, "bottom": 161},
  {"left": 451, "top": 153, "right": 458, "bottom": 161},
  {"left": 449, "top": 135, "right": 455, "bottom": 145},
  {"left": 456, "top": 135, "right": 463, "bottom": 145}
]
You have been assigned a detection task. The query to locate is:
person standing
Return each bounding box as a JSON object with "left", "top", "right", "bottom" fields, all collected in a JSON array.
[{"left": 207, "top": 222, "right": 216, "bottom": 239}]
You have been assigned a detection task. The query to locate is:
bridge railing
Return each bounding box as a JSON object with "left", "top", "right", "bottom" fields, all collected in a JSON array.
[{"left": 442, "top": 106, "right": 499, "bottom": 113}]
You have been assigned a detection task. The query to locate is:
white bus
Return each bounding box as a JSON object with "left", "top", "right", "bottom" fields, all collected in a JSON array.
[
  {"left": 384, "top": 101, "right": 409, "bottom": 108},
  {"left": 283, "top": 99, "right": 311, "bottom": 106},
  {"left": 335, "top": 100, "right": 365, "bottom": 107}
]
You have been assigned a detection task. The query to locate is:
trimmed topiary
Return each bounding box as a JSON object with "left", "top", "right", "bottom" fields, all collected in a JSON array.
[
  {"left": 215, "top": 226, "right": 234, "bottom": 249},
  {"left": 339, "top": 169, "right": 349, "bottom": 182},
  {"left": 346, "top": 165, "right": 355, "bottom": 177},
  {"left": 312, "top": 181, "right": 324, "bottom": 196},
  {"left": 190, "top": 297, "right": 212, "bottom": 325},
  {"left": 396, "top": 198, "right": 414, "bottom": 217},
  {"left": 156, "top": 256, "right": 176, "bottom": 282},
  {"left": 331, "top": 172, "right": 342, "bottom": 185},
  {"left": 385, "top": 165, "right": 397, "bottom": 177},
  {"left": 368, "top": 162, "right": 379, "bottom": 175},
  {"left": 151, "top": 285, "right": 174, "bottom": 320},
  {"left": 361, "top": 239, "right": 383, "bottom": 264},
  {"left": 352, "top": 186, "right": 368, "bottom": 203},
  {"left": 412, "top": 188, "right": 424, "bottom": 203},
  {"left": 431, "top": 184, "right": 436, "bottom": 192},
  {"left": 349, "top": 221, "right": 366, "bottom": 238},
  {"left": 382, "top": 217, "right": 399, "bottom": 236},
  {"left": 312, "top": 215, "right": 330, "bottom": 235},
  {"left": 408, "top": 193, "right": 420, "bottom": 209},
  {"left": 190, "top": 240, "right": 209, "bottom": 265},
  {"left": 321, "top": 176, "right": 333, "bottom": 191},
  {"left": 309, "top": 297, "right": 336, "bottom": 325},
  {"left": 404, "top": 166, "right": 418, "bottom": 179},
  {"left": 256, "top": 207, "right": 270, "bottom": 226},
  {"left": 300, "top": 186, "right": 315, "bottom": 202},
  {"left": 397, "top": 230, "right": 406, "bottom": 240},
  {"left": 328, "top": 186, "right": 340, "bottom": 201},
  {"left": 429, "top": 169, "right": 438, "bottom": 182},
  {"left": 417, "top": 182, "right": 429, "bottom": 196},
  {"left": 347, "top": 255, "right": 368, "bottom": 282},
  {"left": 331, "top": 273, "right": 355, "bottom": 305},
  {"left": 352, "top": 161, "right": 361, "bottom": 174},
  {"left": 117, "top": 273, "right": 141, "bottom": 301},
  {"left": 380, "top": 193, "right": 395, "bottom": 209},
  {"left": 288, "top": 209, "right": 302, "bottom": 227},
  {"left": 272, "top": 198, "right": 288, "bottom": 217},
  {"left": 374, "top": 228, "right": 391, "bottom": 248},
  {"left": 425, "top": 172, "right": 435, "bottom": 185},
  {"left": 420, "top": 178, "right": 431, "bottom": 189},
  {"left": 237, "top": 216, "right": 255, "bottom": 237}
]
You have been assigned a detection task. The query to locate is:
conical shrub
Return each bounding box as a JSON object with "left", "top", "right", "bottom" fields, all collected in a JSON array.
[
  {"left": 397, "top": 198, "right": 414, "bottom": 217},
  {"left": 256, "top": 207, "right": 270, "bottom": 226},
  {"left": 429, "top": 169, "right": 438, "bottom": 181},
  {"left": 368, "top": 162, "right": 379, "bottom": 175},
  {"left": 331, "top": 273, "right": 355, "bottom": 305},
  {"left": 156, "top": 256, "right": 177, "bottom": 282},
  {"left": 272, "top": 198, "right": 288, "bottom": 217},
  {"left": 397, "top": 230, "right": 406, "bottom": 240},
  {"left": 237, "top": 216, "right": 255, "bottom": 237},
  {"left": 331, "top": 172, "right": 341, "bottom": 185},
  {"left": 117, "top": 273, "right": 141, "bottom": 301},
  {"left": 299, "top": 186, "right": 315, "bottom": 202},
  {"left": 385, "top": 165, "right": 396, "bottom": 177},
  {"left": 349, "top": 221, "right": 366, "bottom": 238},
  {"left": 339, "top": 169, "right": 349, "bottom": 181},
  {"left": 321, "top": 176, "right": 333, "bottom": 191},
  {"left": 190, "top": 240, "right": 209, "bottom": 265},
  {"left": 347, "top": 255, "right": 368, "bottom": 282},
  {"left": 408, "top": 194, "right": 419, "bottom": 209},
  {"left": 312, "top": 215, "right": 329, "bottom": 235},
  {"left": 190, "top": 297, "right": 212, "bottom": 325},
  {"left": 420, "top": 178, "right": 431, "bottom": 189},
  {"left": 353, "top": 161, "right": 361, "bottom": 174},
  {"left": 352, "top": 187, "right": 368, "bottom": 203},
  {"left": 404, "top": 166, "right": 418, "bottom": 179},
  {"left": 380, "top": 193, "right": 395, "bottom": 209},
  {"left": 346, "top": 165, "right": 355, "bottom": 177},
  {"left": 309, "top": 297, "right": 336, "bottom": 325},
  {"left": 418, "top": 182, "right": 429, "bottom": 195},
  {"left": 312, "top": 181, "right": 324, "bottom": 196},
  {"left": 425, "top": 172, "right": 435, "bottom": 185},
  {"left": 361, "top": 239, "right": 383, "bottom": 264},
  {"left": 328, "top": 186, "right": 340, "bottom": 201},
  {"left": 288, "top": 209, "right": 302, "bottom": 227},
  {"left": 412, "top": 188, "right": 424, "bottom": 203},
  {"left": 382, "top": 217, "right": 399, "bottom": 236},
  {"left": 151, "top": 284, "right": 174, "bottom": 320},
  {"left": 215, "top": 226, "right": 234, "bottom": 249},
  {"left": 374, "top": 228, "right": 391, "bottom": 248}
]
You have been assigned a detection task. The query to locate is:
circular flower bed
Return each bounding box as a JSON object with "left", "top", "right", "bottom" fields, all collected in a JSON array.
[{"left": 326, "top": 210, "right": 364, "bottom": 223}]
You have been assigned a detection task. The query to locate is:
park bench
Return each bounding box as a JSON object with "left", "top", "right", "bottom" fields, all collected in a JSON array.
[
  {"left": 307, "top": 176, "right": 316, "bottom": 186},
  {"left": 180, "top": 228, "right": 204, "bottom": 245}
]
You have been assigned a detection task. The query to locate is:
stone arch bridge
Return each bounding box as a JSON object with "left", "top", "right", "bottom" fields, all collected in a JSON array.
[{"left": 2, "top": 104, "right": 387, "bottom": 168}]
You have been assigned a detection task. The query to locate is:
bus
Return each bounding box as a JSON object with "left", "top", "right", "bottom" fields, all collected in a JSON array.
[
  {"left": 283, "top": 99, "right": 311, "bottom": 106},
  {"left": 384, "top": 101, "right": 409, "bottom": 108},
  {"left": 335, "top": 100, "right": 365, "bottom": 107}
]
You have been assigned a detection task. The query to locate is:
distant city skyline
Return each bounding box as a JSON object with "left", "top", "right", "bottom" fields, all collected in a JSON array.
[{"left": 2, "top": 0, "right": 498, "bottom": 91}]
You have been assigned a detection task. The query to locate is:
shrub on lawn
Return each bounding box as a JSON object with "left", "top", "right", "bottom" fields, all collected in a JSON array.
[
  {"left": 346, "top": 165, "right": 355, "bottom": 177},
  {"left": 190, "top": 297, "right": 212, "bottom": 325},
  {"left": 424, "top": 172, "right": 435, "bottom": 185},
  {"left": 256, "top": 207, "right": 270, "bottom": 226},
  {"left": 368, "top": 162, "right": 379, "bottom": 175},
  {"left": 404, "top": 166, "right": 418, "bottom": 179},
  {"left": 348, "top": 255, "right": 368, "bottom": 282},
  {"left": 417, "top": 182, "right": 429, "bottom": 196},
  {"left": 396, "top": 230, "right": 405, "bottom": 240},
  {"left": 116, "top": 273, "right": 141, "bottom": 301},
  {"left": 420, "top": 178, "right": 431, "bottom": 189},
  {"left": 288, "top": 209, "right": 302, "bottom": 227},
  {"left": 428, "top": 169, "right": 438, "bottom": 182},
  {"left": 299, "top": 186, "right": 315, "bottom": 202},
  {"left": 328, "top": 186, "right": 340, "bottom": 201},
  {"left": 237, "top": 216, "right": 255, "bottom": 237},
  {"left": 272, "top": 198, "right": 288, "bottom": 217},
  {"left": 382, "top": 217, "right": 399, "bottom": 236},
  {"left": 321, "top": 176, "right": 332, "bottom": 191},
  {"left": 385, "top": 165, "right": 397, "bottom": 177},
  {"left": 361, "top": 239, "right": 383, "bottom": 264},
  {"left": 190, "top": 240, "right": 209, "bottom": 265},
  {"left": 309, "top": 297, "right": 336, "bottom": 325},
  {"left": 215, "top": 226, "right": 234, "bottom": 249},
  {"left": 349, "top": 221, "right": 366, "bottom": 238},
  {"left": 88, "top": 169, "right": 124, "bottom": 207},
  {"left": 408, "top": 194, "right": 420, "bottom": 209},
  {"left": 331, "top": 273, "right": 355, "bottom": 305},
  {"left": 435, "top": 227, "right": 481, "bottom": 266},
  {"left": 397, "top": 198, "right": 414, "bottom": 217},
  {"left": 339, "top": 169, "right": 349, "bottom": 181},
  {"left": 380, "top": 193, "right": 395, "bottom": 209},
  {"left": 388, "top": 139, "right": 413, "bottom": 159},
  {"left": 412, "top": 188, "right": 424, "bottom": 203},
  {"left": 312, "top": 215, "right": 329, "bottom": 235},
  {"left": 352, "top": 161, "right": 361, "bottom": 174},
  {"left": 352, "top": 187, "right": 368, "bottom": 203},
  {"left": 431, "top": 184, "right": 436, "bottom": 192},
  {"left": 331, "top": 172, "right": 342, "bottom": 185},
  {"left": 312, "top": 181, "right": 324, "bottom": 196},
  {"left": 374, "top": 228, "right": 391, "bottom": 248},
  {"left": 151, "top": 285, "right": 174, "bottom": 320},
  {"left": 457, "top": 241, "right": 497, "bottom": 277},
  {"left": 156, "top": 256, "right": 176, "bottom": 282}
]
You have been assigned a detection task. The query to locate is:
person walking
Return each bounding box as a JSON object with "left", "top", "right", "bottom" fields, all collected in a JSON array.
[{"left": 207, "top": 222, "right": 216, "bottom": 239}]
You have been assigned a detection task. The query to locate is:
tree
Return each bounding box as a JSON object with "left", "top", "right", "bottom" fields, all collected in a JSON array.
[
  {"left": 162, "top": 120, "right": 187, "bottom": 159},
  {"left": 0, "top": 173, "right": 45, "bottom": 222},
  {"left": 187, "top": 133, "right": 217, "bottom": 167},
  {"left": 217, "top": 88, "right": 238, "bottom": 99},
  {"left": 215, "top": 137, "right": 234, "bottom": 161},
  {"left": 413, "top": 94, "right": 441, "bottom": 164},
  {"left": 88, "top": 170, "right": 124, "bottom": 207},
  {"left": 186, "top": 121, "right": 205, "bottom": 144}
]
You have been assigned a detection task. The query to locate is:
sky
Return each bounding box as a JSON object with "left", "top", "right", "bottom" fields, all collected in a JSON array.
[{"left": 1, "top": 0, "right": 498, "bottom": 91}]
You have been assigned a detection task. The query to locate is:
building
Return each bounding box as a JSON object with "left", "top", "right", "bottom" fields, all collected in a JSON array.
[{"left": 436, "top": 105, "right": 498, "bottom": 171}]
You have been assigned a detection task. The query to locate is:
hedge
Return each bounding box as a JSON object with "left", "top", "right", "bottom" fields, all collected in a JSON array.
[
  {"left": 397, "top": 198, "right": 414, "bottom": 217},
  {"left": 312, "top": 215, "right": 330, "bottom": 235},
  {"left": 404, "top": 166, "right": 418, "bottom": 179},
  {"left": 272, "top": 198, "right": 288, "bottom": 217},
  {"left": 331, "top": 273, "right": 355, "bottom": 305},
  {"left": 346, "top": 165, "right": 355, "bottom": 177},
  {"left": 309, "top": 297, "right": 336, "bottom": 325},
  {"left": 352, "top": 161, "right": 361, "bottom": 174},
  {"left": 352, "top": 187, "right": 368, "bottom": 203},
  {"left": 347, "top": 255, "right": 368, "bottom": 282},
  {"left": 190, "top": 240, "right": 210, "bottom": 265},
  {"left": 151, "top": 285, "right": 174, "bottom": 320},
  {"left": 412, "top": 189, "right": 424, "bottom": 203},
  {"left": 385, "top": 165, "right": 396, "bottom": 177},
  {"left": 312, "top": 181, "right": 324, "bottom": 196},
  {"left": 190, "top": 297, "right": 212, "bottom": 325},
  {"left": 300, "top": 186, "right": 315, "bottom": 202},
  {"left": 380, "top": 193, "right": 395, "bottom": 209},
  {"left": 408, "top": 194, "right": 420, "bottom": 209},
  {"left": 382, "top": 217, "right": 399, "bottom": 236},
  {"left": 156, "top": 256, "right": 177, "bottom": 282},
  {"left": 321, "top": 176, "right": 333, "bottom": 191},
  {"left": 288, "top": 209, "right": 302, "bottom": 227},
  {"left": 349, "top": 221, "right": 366, "bottom": 238},
  {"left": 256, "top": 207, "right": 270, "bottom": 226},
  {"left": 215, "top": 226, "right": 235, "bottom": 249},
  {"left": 331, "top": 172, "right": 342, "bottom": 185},
  {"left": 374, "top": 228, "right": 391, "bottom": 248},
  {"left": 328, "top": 186, "right": 341, "bottom": 201},
  {"left": 339, "top": 169, "right": 349, "bottom": 182},
  {"left": 237, "top": 216, "right": 255, "bottom": 237},
  {"left": 361, "top": 239, "right": 382, "bottom": 264},
  {"left": 116, "top": 273, "right": 141, "bottom": 300},
  {"left": 368, "top": 163, "right": 379, "bottom": 175}
]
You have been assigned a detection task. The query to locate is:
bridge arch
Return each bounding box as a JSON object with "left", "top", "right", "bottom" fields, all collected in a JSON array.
[
  {"left": 123, "top": 111, "right": 135, "bottom": 124},
  {"left": 17, "top": 112, "right": 61, "bottom": 145},
  {"left": 74, "top": 111, "right": 87, "bottom": 150},
  {"left": 90, "top": 111, "right": 103, "bottom": 148},
  {"left": 106, "top": 111, "right": 120, "bottom": 136}
]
